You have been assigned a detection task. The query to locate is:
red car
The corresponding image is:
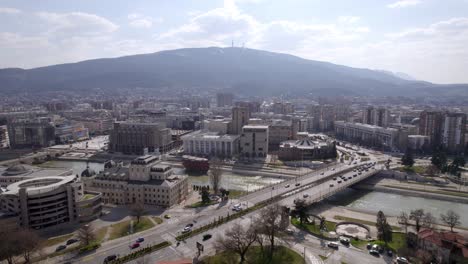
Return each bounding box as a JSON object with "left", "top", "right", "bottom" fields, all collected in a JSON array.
[{"left": 130, "top": 243, "right": 140, "bottom": 249}]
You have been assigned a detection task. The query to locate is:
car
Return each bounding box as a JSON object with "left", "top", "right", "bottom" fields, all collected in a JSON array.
[
  {"left": 202, "top": 234, "right": 212, "bottom": 241},
  {"left": 387, "top": 250, "right": 393, "bottom": 257},
  {"left": 339, "top": 237, "right": 350, "bottom": 245},
  {"left": 295, "top": 183, "right": 300, "bottom": 186},
  {"left": 332, "top": 168, "right": 335, "bottom": 171},
  {"left": 182, "top": 226, "right": 192, "bottom": 233},
  {"left": 285, "top": 184, "right": 290, "bottom": 188},
  {"left": 285, "top": 228, "right": 294, "bottom": 234},
  {"left": 136, "top": 237, "right": 144, "bottom": 243},
  {"left": 320, "top": 172, "right": 324, "bottom": 175},
  {"left": 337, "top": 180, "right": 342, "bottom": 183},
  {"left": 103, "top": 255, "right": 117, "bottom": 263},
  {"left": 66, "top": 238, "right": 79, "bottom": 245},
  {"left": 353, "top": 174, "right": 357, "bottom": 177},
  {"left": 396, "top": 257, "right": 409, "bottom": 263},
  {"left": 164, "top": 214, "right": 171, "bottom": 219},
  {"left": 327, "top": 242, "right": 339, "bottom": 249},
  {"left": 366, "top": 243, "right": 372, "bottom": 249},
  {"left": 303, "top": 194, "right": 309, "bottom": 198},
  {"left": 130, "top": 243, "right": 140, "bottom": 249},
  {"left": 186, "top": 223, "right": 194, "bottom": 228},
  {"left": 358, "top": 172, "right": 362, "bottom": 175},
  {"left": 369, "top": 249, "right": 379, "bottom": 256},
  {"left": 329, "top": 184, "right": 334, "bottom": 187},
  {"left": 333, "top": 177, "right": 337, "bottom": 180},
  {"left": 343, "top": 178, "right": 348, "bottom": 182},
  {"left": 55, "top": 245, "right": 66, "bottom": 252}
]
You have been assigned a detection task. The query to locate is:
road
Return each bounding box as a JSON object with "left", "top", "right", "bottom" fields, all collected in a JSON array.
[{"left": 45, "top": 148, "right": 387, "bottom": 264}]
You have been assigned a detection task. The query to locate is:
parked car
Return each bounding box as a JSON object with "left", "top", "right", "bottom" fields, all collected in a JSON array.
[
  {"left": 136, "top": 237, "right": 144, "bottom": 243},
  {"left": 366, "top": 243, "right": 372, "bottom": 249},
  {"left": 396, "top": 257, "right": 409, "bottom": 263},
  {"left": 339, "top": 237, "right": 350, "bottom": 245},
  {"left": 295, "top": 183, "right": 300, "bottom": 186},
  {"left": 327, "top": 242, "right": 339, "bottom": 249},
  {"left": 164, "top": 214, "right": 171, "bottom": 219},
  {"left": 182, "top": 226, "right": 192, "bottom": 233},
  {"left": 103, "top": 255, "right": 117, "bottom": 263},
  {"left": 285, "top": 184, "right": 290, "bottom": 188},
  {"left": 329, "top": 184, "right": 334, "bottom": 187},
  {"left": 303, "top": 194, "right": 309, "bottom": 198},
  {"left": 130, "top": 243, "right": 140, "bottom": 249},
  {"left": 66, "top": 238, "right": 79, "bottom": 245},
  {"left": 369, "top": 249, "right": 379, "bottom": 256},
  {"left": 202, "top": 234, "right": 212, "bottom": 241},
  {"left": 55, "top": 245, "right": 66, "bottom": 252}
]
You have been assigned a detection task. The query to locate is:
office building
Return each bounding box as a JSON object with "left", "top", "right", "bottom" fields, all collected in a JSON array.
[
  {"left": 109, "top": 122, "right": 172, "bottom": 155},
  {"left": 216, "top": 93, "right": 234, "bottom": 107},
  {"left": 334, "top": 121, "right": 399, "bottom": 150},
  {"left": 181, "top": 130, "right": 240, "bottom": 158},
  {"left": 419, "top": 111, "right": 443, "bottom": 147},
  {"left": 268, "top": 120, "right": 293, "bottom": 151},
  {"left": 8, "top": 120, "right": 56, "bottom": 148},
  {"left": 83, "top": 155, "right": 189, "bottom": 207},
  {"left": 363, "top": 107, "right": 390, "bottom": 127},
  {"left": 0, "top": 175, "right": 102, "bottom": 230},
  {"left": 441, "top": 112, "right": 466, "bottom": 153},
  {"left": 240, "top": 125, "right": 269, "bottom": 158},
  {"left": 231, "top": 107, "right": 250, "bottom": 135}
]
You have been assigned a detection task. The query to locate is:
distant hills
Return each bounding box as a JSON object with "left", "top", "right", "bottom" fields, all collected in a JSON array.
[{"left": 0, "top": 47, "right": 467, "bottom": 98}]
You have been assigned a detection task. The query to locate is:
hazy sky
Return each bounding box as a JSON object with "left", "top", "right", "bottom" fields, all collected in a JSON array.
[{"left": 1, "top": 0, "right": 467, "bottom": 84}]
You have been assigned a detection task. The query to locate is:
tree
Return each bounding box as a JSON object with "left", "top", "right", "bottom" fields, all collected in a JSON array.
[
  {"left": 453, "top": 156, "right": 466, "bottom": 167},
  {"left": 292, "top": 199, "right": 309, "bottom": 224},
  {"left": 376, "top": 211, "right": 392, "bottom": 244},
  {"left": 130, "top": 202, "right": 146, "bottom": 224},
  {"left": 440, "top": 210, "right": 461, "bottom": 232},
  {"left": 319, "top": 216, "right": 327, "bottom": 231},
  {"left": 422, "top": 212, "right": 436, "bottom": 230},
  {"left": 17, "top": 229, "right": 43, "bottom": 263},
  {"left": 77, "top": 224, "right": 96, "bottom": 246},
  {"left": 397, "top": 211, "right": 410, "bottom": 234},
  {"left": 431, "top": 151, "right": 447, "bottom": 171},
  {"left": 0, "top": 228, "right": 22, "bottom": 264},
  {"left": 214, "top": 223, "right": 258, "bottom": 264},
  {"left": 410, "top": 209, "right": 425, "bottom": 232},
  {"left": 209, "top": 159, "right": 223, "bottom": 195},
  {"left": 401, "top": 149, "right": 415, "bottom": 167},
  {"left": 201, "top": 187, "right": 210, "bottom": 204},
  {"left": 256, "top": 204, "right": 288, "bottom": 260}
]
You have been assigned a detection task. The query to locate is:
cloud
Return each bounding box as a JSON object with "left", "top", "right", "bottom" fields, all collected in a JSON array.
[
  {"left": 387, "top": 0, "right": 421, "bottom": 8},
  {"left": 36, "top": 12, "right": 118, "bottom": 36},
  {"left": 0, "top": 7, "right": 21, "bottom": 14},
  {"left": 338, "top": 16, "right": 361, "bottom": 24},
  {"left": 127, "top": 13, "right": 162, "bottom": 29}
]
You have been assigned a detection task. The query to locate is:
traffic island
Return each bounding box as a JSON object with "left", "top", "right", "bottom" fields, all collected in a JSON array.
[{"left": 202, "top": 245, "right": 304, "bottom": 264}]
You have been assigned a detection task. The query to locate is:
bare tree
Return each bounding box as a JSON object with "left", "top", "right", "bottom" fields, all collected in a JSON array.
[
  {"left": 214, "top": 223, "right": 257, "bottom": 264},
  {"left": 440, "top": 210, "right": 461, "bottom": 232},
  {"left": 77, "top": 224, "right": 96, "bottom": 246},
  {"left": 256, "top": 204, "right": 288, "bottom": 260},
  {"left": 422, "top": 212, "right": 436, "bottom": 230},
  {"left": 410, "top": 209, "right": 425, "bottom": 232},
  {"left": 17, "top": 229, "right": 44, "bottom": 263},
  {"left": 130, "top": 202, "right": 146, "bottom": 224},
  {"left": 209, "top": 159, "right": 223, "bottom": 195},
  {"left": 398, "top": 211, "right": 410, "bottom": 234},
  {"left": 0, "top": 230, "right": 21, "bottom": 264}
]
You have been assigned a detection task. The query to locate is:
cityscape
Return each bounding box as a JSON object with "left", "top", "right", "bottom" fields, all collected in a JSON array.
[{"left": 1, "top": 1, "right": 468, "bottom": 264}]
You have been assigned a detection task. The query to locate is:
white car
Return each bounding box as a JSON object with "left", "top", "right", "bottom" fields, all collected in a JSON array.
[
  {"left": 396, "top": 257, "right": 409, "bottom": 264},
  {"left": 182, "top": 227, "right": 192, "bottom": 233}
]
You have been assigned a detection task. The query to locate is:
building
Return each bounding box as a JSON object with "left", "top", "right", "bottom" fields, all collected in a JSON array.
[
  {"left": 0, "top": 164, "right": 72, "bottom": 188},
  {"left": 203, "top": 119, "right": 231, "bottom": 134},
  {"left": 0, "top": 175, "right": 102, "bottom": 230},
  {"left": 235, "top": 101, "right": 261, "bottom": 113},
  {"left": 109, "top": 122, "right": 172, "bottom": 155},
  {"left": 419, "top": 111, "right": 444, "bottom": 148},
  {"left": 79, "top": 118, "right": 114, "bottom": 135},
  {"left": 231, "top": 107, "right": 250, "bottom": 135},
  {"left": 181, "top": 130, "right": 240, "bottom": 158},
  {"left": 362, "top": 107, "right": 390, "bottom": 127},
  {"left": 418, "top": 229, "right": 468, "bottom": 264},
  {"left": 278, "top": 135, "right": 336, "bottom": 161},
  {"left": 268, "top": 120, "right": 293, "bottom": 151},
  {"left": 7, "top": 119, "right": 56, "bottom": 148},
  {"left": 216, "top": 93, "right": 234, "bottom": 107},
  {"left": 334, "top": 121, "right": 399, "bottom": 150},
  {"left": 240, "top": 125, "right": 269, "bottom": 158},
  {"left": 408, "top": 135, "right": 431, "bottom": 151},
  {"left": 55, "top": 122, "right": 89, "bottom": 144},
  {"left": 0, "top": 125, "right": 8, "bottom": 148},
  {"left": 441, "top": 112, "right": 466, "bottom": 154},
  {"left": 82, "top": 155, "right": 189, "bottom": 207}
]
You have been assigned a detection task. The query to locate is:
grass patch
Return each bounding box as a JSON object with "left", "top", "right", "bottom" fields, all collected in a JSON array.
[
  {"left": 291, "top": 217, "right": 336, "bottom": 240},
  {"left": 152, "top": 216, "right": 163, "bottom": 224},
  {"left": 319, "top": 255, "right": 328, "bottom": 260},
  {"left": 202, "top": 246, "right": 303, "bottom": 264},
  {"left": 42, "top": 233, "right": 74, "bottom": 247},
  {"left": 333, "top": 215, "right": 401, "bottom": 231},
  {"left": 228, "top": 189, "right": 246, "bottom": 199},
  {"left": 186, "top": 200, "right": 218, "bottom": 208},
  {"left": 372, "top": 232, "right": 407, "bottom": 252},
  {"left": 82, "top": 193, "right": 96, "bottom": 200},
  {"left": 396, "top": 166, "right": 427, "bottom": 174},
  {"left": 109, "top": 217, "right": 155, "bottom": 240},
  {"left": 350, "top": 237, "right": 368, "bottom": 249},
  {"left": 95, "top": 226, "right": 108, "bottom": 242}
]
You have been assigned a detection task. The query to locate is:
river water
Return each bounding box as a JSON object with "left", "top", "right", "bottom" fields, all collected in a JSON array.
[
  {"left": 39, "top": 160, "right": 283, "bottom": 192},
  {"left": 328, "top": 188, "right": 468, "bottom": 227}
]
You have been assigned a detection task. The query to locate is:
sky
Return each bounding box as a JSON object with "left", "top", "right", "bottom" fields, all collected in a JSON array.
[{"left": 1, "top": 0, "right": 468, "bottom": 84}]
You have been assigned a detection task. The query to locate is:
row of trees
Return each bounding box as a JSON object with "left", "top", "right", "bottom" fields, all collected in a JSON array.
[
  {"left": 401, "top": 148, "right": 466, "bottom": 177},
  {"left": 0, "top": 228, "right": 43, "bottom": 264},
  {"left": 398, "top": 209, "right": 461, "bottom": 233},
  {"left": 214, "top": 204, "right": 290, "bottom": 263}
]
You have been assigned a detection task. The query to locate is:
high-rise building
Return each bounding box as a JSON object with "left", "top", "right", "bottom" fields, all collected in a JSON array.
[
  {"left": 8, "top": 120, "right": 56, "bottom": 148},
  {"left": 419, "top": 111, "right": 444, "bottom": 148},
  {"left": 109, "top": 122, "right": 172, "bottom": 155},
  {"left": 441, "top": 112, "right": 466, "bottom": 153},
  {"left": 0, "top": 125, "right": 9, "bottom": 148},
  {"left": 216, "top": 93, "right": 234, "bottom": 107},
  {"left": 240, "top": 125, "right": 269, "bottom": 158},
  {"left": 362, "top": 107, "right": 390, "bottom": 127},
  {"left": 231, "top": 107, "right": 250, "bottom": 135}
]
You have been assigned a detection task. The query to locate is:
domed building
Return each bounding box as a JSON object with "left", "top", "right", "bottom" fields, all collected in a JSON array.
[
  {"left": 104, "top": 160, "right": 116, "bottom": 169},
  {"left": 81, "top": 166, "right": 96, "bottom": 177},
  {"left": 3, "top": 164, "right": 33, "bottom": 176}
]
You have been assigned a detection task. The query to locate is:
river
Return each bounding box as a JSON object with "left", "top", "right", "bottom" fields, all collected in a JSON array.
[
  {"left": 39, "top": 160, "right": 284, "bottom": 192},
  {"left": 328, "top": 188, "right": 468, "bottom": 227}
]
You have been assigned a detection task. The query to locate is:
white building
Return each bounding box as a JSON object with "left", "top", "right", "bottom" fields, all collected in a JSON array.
[
  {"left": 202, "top": 119, "right": 231, "bottom": 134},
  {"left": 240, "top": 125, "right": 269, "bottom": 158},
  {"left": 181, "top": 130, "right": 240, "bottom": 158},
  {"left": 334, "top": 121, "right": 399, "bottom": 150}
]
